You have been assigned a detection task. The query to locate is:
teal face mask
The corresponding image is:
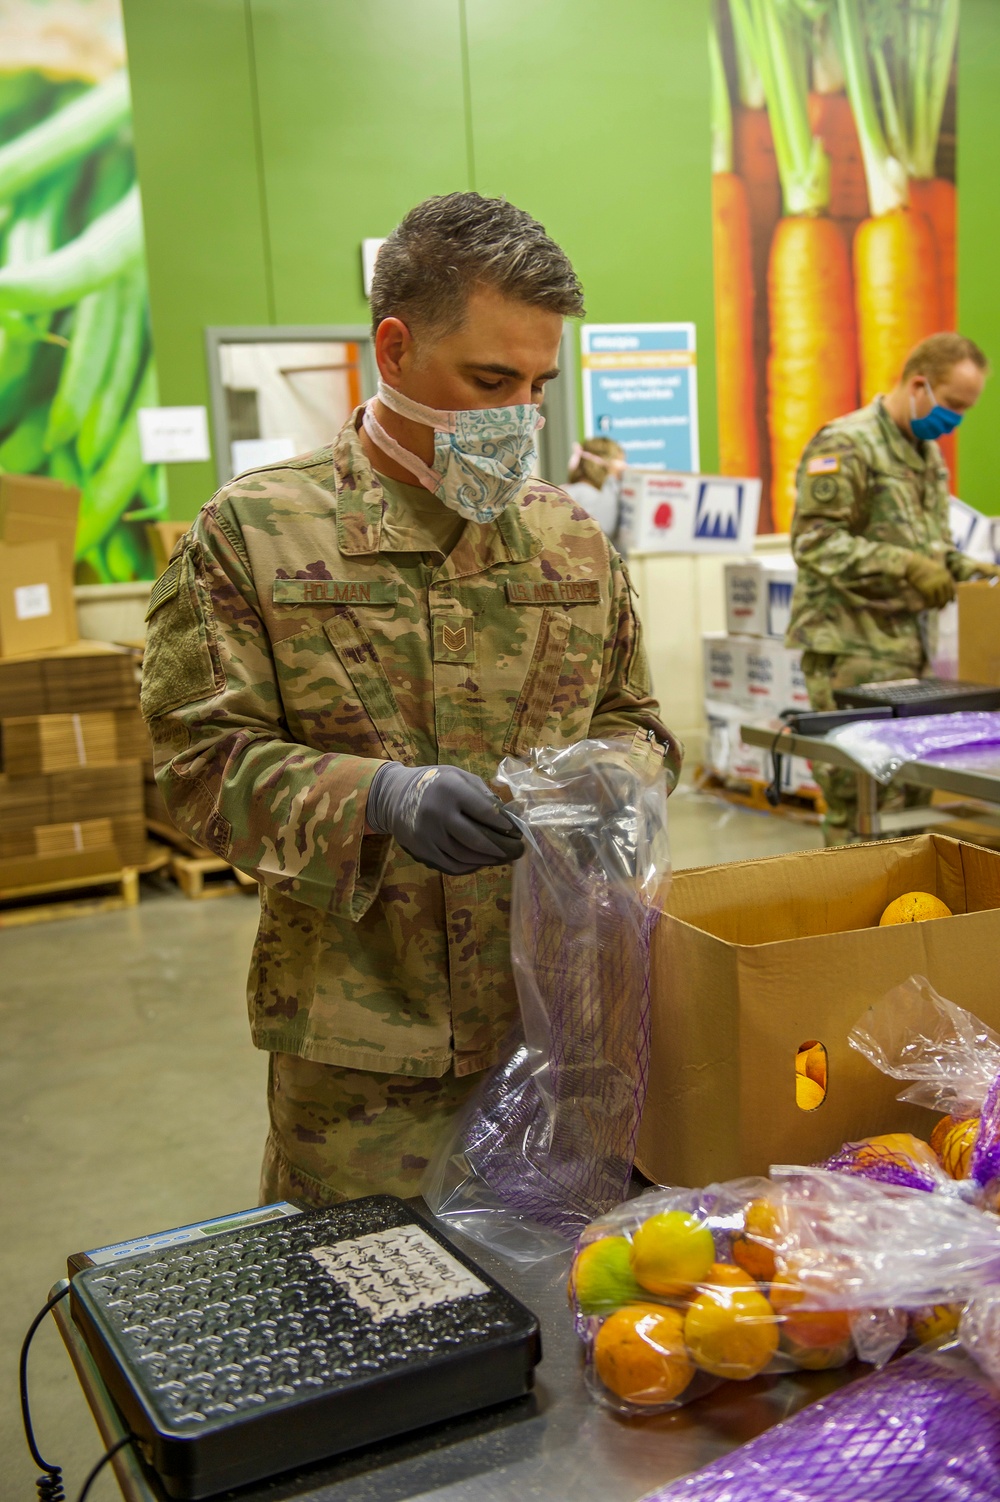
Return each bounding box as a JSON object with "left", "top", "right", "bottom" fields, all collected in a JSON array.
[{"left": 910, "top": 381, "right": 963, "bottom": 442}]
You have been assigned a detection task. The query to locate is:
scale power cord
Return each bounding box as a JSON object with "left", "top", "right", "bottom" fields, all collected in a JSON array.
[{"left": 20, "top": 1283, "right": 139, "bottom": 1502}]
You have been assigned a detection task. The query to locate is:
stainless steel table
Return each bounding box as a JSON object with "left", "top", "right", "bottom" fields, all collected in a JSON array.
[
  {"left": 741, "top": 723, "right": 1000, "bottom": 839},
  {"left": 50, "top": 1211, "right": 862, "bottom": 1502}
]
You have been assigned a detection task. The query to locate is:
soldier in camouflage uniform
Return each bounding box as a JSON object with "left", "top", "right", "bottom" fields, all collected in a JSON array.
[
  {"left": 786, "top": 333, "right": 1000, "bottom": 842},
  {"left": 141, "top": 193, "right": 678, "bottom": 1207}
]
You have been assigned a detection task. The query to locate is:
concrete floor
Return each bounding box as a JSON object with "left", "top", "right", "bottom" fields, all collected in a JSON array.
[{"left": 3, "top": 788, "right": 821, "bottom": 1501}]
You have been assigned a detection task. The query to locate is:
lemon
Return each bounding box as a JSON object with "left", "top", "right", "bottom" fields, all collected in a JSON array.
[
  {"left": 684, "top": 1282, "right": 779, "bottom": 1379},
  {"left": 630, "top": 1210, "right": 716, "bottom": 1298},
  {"left": 910, "top": 1303, "right": 962, "bottom": 1345},
  {"left": 569, "top": 1236, "right": 646, "bottom": 1316},
  {"left": 593, "top": 1303, "right": 694, "bottom": 1406}
]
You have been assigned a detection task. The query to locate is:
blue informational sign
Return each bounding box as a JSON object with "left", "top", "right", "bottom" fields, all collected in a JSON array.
[{"left": 580, "top": 323, "right": 699, "bottom": 472}]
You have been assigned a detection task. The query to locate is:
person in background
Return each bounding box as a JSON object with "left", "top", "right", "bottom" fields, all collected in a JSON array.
[
  {"left": 140, "top": 192, "right": 678, "bottom": 1208},
  {"left": 563, "top": 437, "right": 626, "bottom": 539},
  {"left": 786, "top": 332, "right": 1000, "bottom": 844}
]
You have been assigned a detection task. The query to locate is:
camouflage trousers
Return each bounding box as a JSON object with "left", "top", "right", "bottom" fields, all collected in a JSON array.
[
  {"left": 801, "top": 650, "right": 932, "bottom": 844},
  {"left": 259, "top": 1052, "right": 479, "bottom": 1208}
]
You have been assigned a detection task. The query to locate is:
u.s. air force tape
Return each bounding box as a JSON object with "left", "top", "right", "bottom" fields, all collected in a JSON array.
[{"left": 506, "top": 580, "right": 600, "bottom": 604}]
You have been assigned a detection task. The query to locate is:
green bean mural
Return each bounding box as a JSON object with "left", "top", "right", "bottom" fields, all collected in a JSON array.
[{"left": 0, "top": 0, "right": 163, "bottom": 583}]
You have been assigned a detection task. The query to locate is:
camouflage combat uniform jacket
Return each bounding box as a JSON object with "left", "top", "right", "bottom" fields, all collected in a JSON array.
[
  {"left": 786, "top": 398, "right": 981, "bottom": 667},
  {"left": 141, "top": 412, "right": 675, "bottom": 1080}
]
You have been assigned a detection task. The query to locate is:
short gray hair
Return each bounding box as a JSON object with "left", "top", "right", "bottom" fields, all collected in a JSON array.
[{"left": 370, "top": 192, "right": 585, "bottom": 338}]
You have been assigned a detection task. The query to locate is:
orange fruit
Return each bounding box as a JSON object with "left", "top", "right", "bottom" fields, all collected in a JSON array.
[
  {"left": 780, "top": 1329, "right": 854, "bottom": 1370},
  {"left": 795, "top": 1041, "right": 828, "bottom": 1090},
  {"left": 702, "top": 1262, "right": 757, "bottom": 1290},
  {"left": 937, "top": 1117, "right": 979, "bottom": 1179},
  {"left": 770, "top": 1273, "right": 852, "bottom": 1350},
  {"left": 569, "top": 1236, "right": 646, "bottom": 1316},
  {"left": 910, "top": 1303, "right": 963, "bottom": 1345},
  {"left": 593, "top": 1303, "right": 694, "bottom": 1406},
  {"left": 879, "top": 891, "right": 952, "bottom": 925},
  {"left": 848, "top": 1132, "right": 939, "bottom": 1175},
  {"left": 630, "top": 1211, "right": 716, "bottom": 1298},
  {"left": 930, "top": 1114, "right": 958, "bottom": 1158},
  {"left": 731, "top": 1199, "right": 783, "bottom": 1283},
  {"left": 683, "top": 1282, "right": 779, "bottom": 1379},
  {"left": 796, "top": 1075, "right": 826, "bottom": 1111}
]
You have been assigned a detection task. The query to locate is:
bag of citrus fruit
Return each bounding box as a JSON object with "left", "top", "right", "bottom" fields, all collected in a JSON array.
[
  {"left": 570, "top": 1167, "right": 1000, "bottom": 1414},
  {"left": 839, "top": 976, "right": 1000, "bottom": 1201}
]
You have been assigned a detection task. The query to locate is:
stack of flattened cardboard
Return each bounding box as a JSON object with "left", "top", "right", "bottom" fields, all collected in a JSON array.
[{"left": 0, "top": 643, "right": 146, "bottom": 886}]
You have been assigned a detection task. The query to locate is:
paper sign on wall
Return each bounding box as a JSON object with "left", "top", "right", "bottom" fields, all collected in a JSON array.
[
  {"left": 138, "top": 406, "right": 211, "bottom": 464},
  {"left": 581, "top": 323, "right": 699, "bottom": 473}
]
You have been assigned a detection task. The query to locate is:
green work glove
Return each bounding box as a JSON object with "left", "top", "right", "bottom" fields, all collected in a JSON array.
[
  {"left": 904, "top": 554, "right": 956, "bottom": 608},
  {"left": 971, "top": 562, "right": 1000, "bottom": 581}
]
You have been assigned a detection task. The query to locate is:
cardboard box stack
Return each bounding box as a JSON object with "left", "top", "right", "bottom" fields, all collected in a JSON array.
[
  {"left": 0, "top": 646, "right": 147, "bottom": 885},
  {"left": 0, "top": 474, "right": 148, "bottom": 889},
  {"left": 702, "top": 557, "right": 818, "bottom": 797}
]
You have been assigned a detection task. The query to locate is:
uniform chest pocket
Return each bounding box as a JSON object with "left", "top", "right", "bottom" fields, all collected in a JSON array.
[
  {"left": 503, "top": 608, "right": 605, "bottom": 756},
  {"left": 320, "top": 610, "right": 416, "bottom": 763}
]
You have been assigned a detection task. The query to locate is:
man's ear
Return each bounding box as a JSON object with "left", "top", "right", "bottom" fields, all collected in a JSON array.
[{"left": 374, "top": 317, "right": 413, "bottom": 382}]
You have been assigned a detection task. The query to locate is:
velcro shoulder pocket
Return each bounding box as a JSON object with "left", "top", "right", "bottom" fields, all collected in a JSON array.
[{"left": 141, "top": 543, "right": 222, "bottom": 720}]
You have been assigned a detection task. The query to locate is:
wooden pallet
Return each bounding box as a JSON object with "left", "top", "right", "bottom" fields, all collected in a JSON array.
[
  {"left": 168, "top": 849, "right": 258, "bottom": 900},
  {"left": 0, "top": 864, "right": 140, "bottom": 928},
  {"left": 695, "top": 768, "right": 826, "bottom": 824}
]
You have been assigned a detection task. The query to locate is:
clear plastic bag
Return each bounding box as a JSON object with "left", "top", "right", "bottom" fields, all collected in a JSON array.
[
  {"left": 825, "top": 710, "right": 1000, "bottom": 784},
  {"left": 423, "top": 733, "right": 671, "bottom": 1261},
  {"left": 842, "top": 977, "right": 1000, "bottom": 1196},
  {"left": 569, "top": 1167, "right": 1000, "bottom": 1416}
]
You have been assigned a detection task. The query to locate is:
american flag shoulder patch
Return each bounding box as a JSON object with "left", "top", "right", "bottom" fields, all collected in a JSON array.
[{"left": 807, "top": 454, "right": 840, "bottom": 475}]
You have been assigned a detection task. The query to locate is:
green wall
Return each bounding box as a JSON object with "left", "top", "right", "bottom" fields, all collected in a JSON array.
[
  {"left": 957, "top": 0, "right": 1000, "bottom": 510},
  {"left": 120, "top": 0, "right": 715, "bottom": 521},
  {"left": 123, "top": 0, "right": 998, "bottom": 521}
]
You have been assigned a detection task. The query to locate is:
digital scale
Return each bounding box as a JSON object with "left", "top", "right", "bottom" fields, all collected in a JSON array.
[
  {"left": 834, "top": 677, "right": 1000, "bottom": 716},
  {"left": 67, "top": 1195, "right": 541, "bottom": 1499}
]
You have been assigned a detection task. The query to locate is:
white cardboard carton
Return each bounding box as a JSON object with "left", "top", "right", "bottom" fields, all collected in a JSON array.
[
  {"left": 704, "top": 700, "right": 770, "bottom": 782},
  {"left": 724, "top": 557, "right": 797, "bottom": 639},
  {"left": 620, "top": 470, "right": 762, "bottom": 555}
]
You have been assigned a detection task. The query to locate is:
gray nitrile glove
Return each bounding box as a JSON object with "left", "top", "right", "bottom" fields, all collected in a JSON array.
[{"left": 366, "top": 763, "right": 525, "bottom": 875}]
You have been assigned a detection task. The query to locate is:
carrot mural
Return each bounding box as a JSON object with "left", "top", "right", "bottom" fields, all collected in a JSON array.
[
  {"left": 713, "top": 0, "right": 959, "bottom": 528},
  {"left": 711, "top": 14, "right": 759, "bottom": 479}
]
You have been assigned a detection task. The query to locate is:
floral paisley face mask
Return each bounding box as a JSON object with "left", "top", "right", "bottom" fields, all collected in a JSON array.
[{"left": 362, "top": 380, "right": 545, "bottom": 524}]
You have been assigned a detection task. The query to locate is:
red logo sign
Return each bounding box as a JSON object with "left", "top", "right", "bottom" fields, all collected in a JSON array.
[{"left": 653, "top": 502, "right": 673, "bottom": 530}]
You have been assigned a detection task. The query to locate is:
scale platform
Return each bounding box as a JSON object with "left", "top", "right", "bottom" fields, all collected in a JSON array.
[{"left": 69, "top": 1195, "right": 541, "bottom": 1499}]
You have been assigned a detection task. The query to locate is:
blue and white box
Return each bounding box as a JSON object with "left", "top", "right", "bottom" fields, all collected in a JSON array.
[{"left": 724, "top": 558, "right": 797, "bottom": 639}]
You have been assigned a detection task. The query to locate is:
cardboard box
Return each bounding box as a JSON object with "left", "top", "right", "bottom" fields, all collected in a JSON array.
[
  {"left": 703, "top": 634, "right": 808, "bottom": 718},
  {"left": 702, "top": 634, "right": 746, "bottom": 706},
  {"left": 1, "top": 709, "right": 147, "bottom": 776},
  {"left": 0, "top": 764, "right": 143, "bottom": 829},
  {"left": 704, "top": 700, "right": 770, "bottom": 783},
  {"left": 636, "top": 834, "right": 1000, "bottom": 1187},
  {"left": 0, "top": 846, "right": 122, "bottom": 894},
  {"left": 0, "top": 541, "right": 76, "bottom": 657},
  {"left": 958, "top": 581, "right": 1000, "bottom": 685},
  {"left": 146, "top": 521, "right": 190, "bottom": 577},
  {"left": 0, "top": 642, "right": 136, "bottom": 716},
  {"left": 0, "top": 813, "right": 145, "bottom": 866},
  {"left": 619, "top": 470, "right": 762, "bottom": 555},
  {"left": 724, "top": 558, "right": 797, "bottom": 639},
  {"left": 0, "top": 473, "right": 79, "bottom": 578}
]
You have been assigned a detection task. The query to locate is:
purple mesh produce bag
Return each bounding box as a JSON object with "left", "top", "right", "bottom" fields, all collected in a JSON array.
[
  {"left": 826, "top": 710, "right": 1000, "bottom": 784},
  {"left": 423, "top": 735, "right": 671, "bottom": 1260},
  {"left": 642, "top": 1346, "right": 1000, "bottom": 1502}
]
